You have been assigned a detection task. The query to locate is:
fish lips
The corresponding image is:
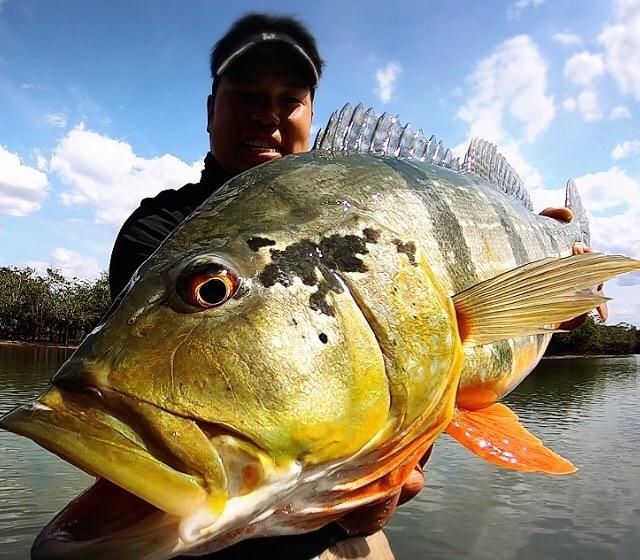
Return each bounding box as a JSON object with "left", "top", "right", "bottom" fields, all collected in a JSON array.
[
  {"left": 0, "top": 387, "right": 213, "bottom": 518},
  {"left": 0, "top": 384, "right": 244, "bottom": 557}
]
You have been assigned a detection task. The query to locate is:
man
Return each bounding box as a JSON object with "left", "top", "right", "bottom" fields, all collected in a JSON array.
[
  {"left": 109, "top": 12, "right": 421, "bottom": 559},
  {"left": 109, "top": 12, "right": 602, "bottom": 559},
  {"left": 109, "top": 13, "right": 320, "bottom": 301}
]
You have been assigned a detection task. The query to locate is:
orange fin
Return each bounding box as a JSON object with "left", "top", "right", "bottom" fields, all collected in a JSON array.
[{"left": 444, "top": 403, "right": 576, "bottom": 475}]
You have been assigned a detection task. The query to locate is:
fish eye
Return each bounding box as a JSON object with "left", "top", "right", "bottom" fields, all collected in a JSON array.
[{"left": 177, "top": 263, "right": 241, "bottom": 310}]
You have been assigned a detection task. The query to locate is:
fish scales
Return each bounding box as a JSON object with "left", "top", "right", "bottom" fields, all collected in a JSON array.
[{"left": 1, "top": 150, "right": 638, "bottom": 559}]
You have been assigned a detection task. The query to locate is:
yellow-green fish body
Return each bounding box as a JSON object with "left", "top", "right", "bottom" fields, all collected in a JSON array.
[{"left": 2, "top": 108, "right": 639, "bottom": 559}]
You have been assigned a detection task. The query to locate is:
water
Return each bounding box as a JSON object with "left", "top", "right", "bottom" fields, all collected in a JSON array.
[{"left": 0, "top": 344, "right": 638, "bottom": 559}]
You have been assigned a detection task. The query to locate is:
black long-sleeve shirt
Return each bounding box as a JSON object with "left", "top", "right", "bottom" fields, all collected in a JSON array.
[{"left": 108, "top": 153, "right": 231, "bottom": 300}]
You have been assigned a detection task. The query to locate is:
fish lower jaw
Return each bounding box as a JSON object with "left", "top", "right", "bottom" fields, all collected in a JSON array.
[{"left": 178, "top": 461, "right": 302, "bottom": 545}]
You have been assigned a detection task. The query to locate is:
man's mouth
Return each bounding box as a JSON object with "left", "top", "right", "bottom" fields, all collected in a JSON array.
[{"left": 242, "top": 139, "right": 282, "bottom": 155}]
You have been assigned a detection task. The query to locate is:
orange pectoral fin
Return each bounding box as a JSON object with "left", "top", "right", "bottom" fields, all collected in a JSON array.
[{"left": 445, "top": 403, "right": 576, "bottom": 475}]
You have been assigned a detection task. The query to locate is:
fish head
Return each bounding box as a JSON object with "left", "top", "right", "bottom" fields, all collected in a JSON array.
[{"left": 1, "top": 153, "right": 463, "bottom": 558}]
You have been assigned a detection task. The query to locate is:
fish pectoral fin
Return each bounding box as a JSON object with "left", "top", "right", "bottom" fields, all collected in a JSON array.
[
  {"left": 452, "top": 253, "right": 640, "bottom": 346},
  {"left": 444, "top": 404, "right": 576, "bottom": 475}
]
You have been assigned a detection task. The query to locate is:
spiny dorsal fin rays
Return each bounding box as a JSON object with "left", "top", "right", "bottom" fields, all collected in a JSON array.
[
  {"left": 313, "top": 104, "right": 540, "bottom": 210},
  {"left": 565, "top": 179, "right": 590, "bottom": 246},
  {"left": 313, "top": 103, "right": 460, "bottom": 170},
  {"left": 452, "top": 253, "right": 640, "bottom": 346},
  {"left": 461, "top": 138, "right": 533, "bottom": 210}
]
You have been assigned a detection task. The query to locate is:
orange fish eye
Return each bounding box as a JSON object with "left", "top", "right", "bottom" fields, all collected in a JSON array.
[{"left": 178, "top": 265, "right": 241, "bottom": 310}]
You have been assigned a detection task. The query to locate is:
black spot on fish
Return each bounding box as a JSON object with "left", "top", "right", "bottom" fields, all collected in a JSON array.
[
  {"left": 393, "top": 239, "right": 417, "bottom": 265},
  {"left": 246, "top": 237, "right": 276, "bottom": 252},
  {"left": 319, "top": 333, "right": 328, "bottom": 344},
  {"left": 310, "top": 280, "right": 336, "bottom": 316},
  {"left": 259, "top": 233, "right": 374, "bottom": 315},
  {"left": 362, "top": 227, "right": 381, "bottom": 243}
]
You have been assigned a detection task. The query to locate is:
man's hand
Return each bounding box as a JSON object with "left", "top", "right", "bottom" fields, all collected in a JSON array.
[
  {"left": 539, "top": 207, "right": 608, "bottom": 328},
  {"left": 337, "top": 446, "right": 432, "bottom": 536}
]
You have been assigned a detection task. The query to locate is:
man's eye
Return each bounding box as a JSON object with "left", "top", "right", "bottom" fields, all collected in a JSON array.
[
  {"left": 231, "top": 91, "right": 255, "bottom": 102},
  {"left": 283, "top": 96, "right": 302, "bottom": 104}
]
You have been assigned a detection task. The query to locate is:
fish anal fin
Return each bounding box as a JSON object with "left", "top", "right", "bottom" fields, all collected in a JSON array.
[
  {"left": 455, "top": 386, "right": 499, "bottom": 410},
  {"left": 445, "top": 403, "right": 576, "bottom": 475}
]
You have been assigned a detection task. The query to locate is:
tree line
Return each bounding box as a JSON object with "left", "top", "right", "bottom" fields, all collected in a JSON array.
[
  {"left": 0, "top": 266, "right": 110, "bottom": 346},
  {"left": 546, "top": 315, "right": 640, "bottom": 356},
  {"left": 1, "top": 266, "right": 639, "bottom": 354}
]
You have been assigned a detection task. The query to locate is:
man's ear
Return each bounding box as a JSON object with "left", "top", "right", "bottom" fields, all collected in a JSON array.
[{"left": 206, "top": 94, "right": 214, "bottom": 133}]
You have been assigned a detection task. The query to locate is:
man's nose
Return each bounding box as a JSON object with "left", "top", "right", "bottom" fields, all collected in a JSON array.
[{"left": 251, "top": 99, "right": 280, "bottom": 126}]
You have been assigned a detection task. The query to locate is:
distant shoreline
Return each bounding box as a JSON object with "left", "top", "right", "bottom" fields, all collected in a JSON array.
[
  {"left": 1, "top": 339, "right": 636, "bottom": 359},
  {"left": 0, "top": 340, "right": 77, "bottom": 350},
  {"left": 543, "top": 353, "right": 638, "bottom": 359}
]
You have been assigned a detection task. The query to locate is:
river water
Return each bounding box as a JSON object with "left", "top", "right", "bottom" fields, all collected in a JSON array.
[{"left": 0, "top": 344, "right": 638, "bottom": 559}]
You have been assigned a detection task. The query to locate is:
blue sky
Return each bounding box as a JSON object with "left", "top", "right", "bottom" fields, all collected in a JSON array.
[{"left": 1, "top": 0, "right": 639, "bottom": 325}]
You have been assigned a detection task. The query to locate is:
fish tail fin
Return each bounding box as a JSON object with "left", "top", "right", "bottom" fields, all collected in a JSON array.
[
  {"left": 565, "top": 179, "right": 590, "bottom": 246},
  {"left": 452, "top": 253, "right": 640, "bottom": 346}
]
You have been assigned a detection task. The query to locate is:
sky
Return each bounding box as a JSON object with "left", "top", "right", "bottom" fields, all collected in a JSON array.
[{"left": 0, "top": 0, "right": 639, "bottom": 325}]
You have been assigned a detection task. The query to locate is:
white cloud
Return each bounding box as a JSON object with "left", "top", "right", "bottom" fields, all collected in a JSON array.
[
  {"left": 35, "top": 154, "right": 48, "bottom": 171},
  {"left": 50, "top": 123, "right": 201, "bottom": 226},
  {"left": 574, "top": 168, "right": 639, "bottom": 214},
  {"left": 612, "top": 139, "right": 640, "bottom": 159},
  {"left": 609, "top": 105, "right": 632, "bottom": 119},
  {"left": 564, "top": 51, "right": 605, "bottom": 86},
  {"left": 573, "top": 170, "right": 639, "bottom": 258},
  {"left": 573, "top": 168, "right": 640, "bottom": 324},
  {"left": 598, "top": 0, "right": 640, "bottom": 100},
  {"left": 552, "top": 32, "right": 582, "bottom": 46},
  {"left": 26, "top": 248, "right": 102, "bottom": 280},
  {"left": 605, "top": 284, "right": 640, "bottom": 325},
  {"left": 20, "top": 82, "right": 45, "bottom": 90},
  {"left": 576, "top": 90, "right": 602, "bottom": 121},
  {"left": 457, "top": 35, "right": 555, "bottom": 143},
  {"left": 45, "top": 112, "right": 68, "bottom": 128},
  {"left": 508, "top": 0, "right": 544, "bottom": 19},
  {"left": 375, "top": 62, "right": 402, "bottom": 104},
  {"left": 563, "top": 97, "right": 577, "bottom": 111},
  {"left": 0, "top": 145, "right": 49, "bottom": 216},
  {"left": 617, "top": 271, "right": 640, "bottom": 286}
]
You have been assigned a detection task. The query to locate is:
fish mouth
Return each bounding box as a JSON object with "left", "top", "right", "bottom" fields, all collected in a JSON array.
[
  {"left": 1, "top": 386, "right": 222, "bottom": 519},
  {"left": 31, "top": 478, "right": 178, "bottom": 560},
  {"left": 0, "top": 385, "right": 299, "bottom": 557}
]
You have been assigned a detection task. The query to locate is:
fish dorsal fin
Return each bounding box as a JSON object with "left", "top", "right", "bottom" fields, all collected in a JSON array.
[
  {"left": 461, "top": 138, "right": 533, "bottom": 210},
  {"left": 453, "top": 252, "right": 640, "bottom": 346},
  {"left": 313, "top": 102, "right": 461, "bottom": 170},
  {"left": 565, "top": 179, "right": 590, "bottom": 246},
  {"left": 314, "top": 105, "right": 535, "bottom": 210},
  {"left": 445, "top": 404, "right": 576, "bottom": 475}
]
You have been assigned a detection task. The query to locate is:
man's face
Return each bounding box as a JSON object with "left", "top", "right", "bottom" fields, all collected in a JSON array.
[{"left": 207, "top": 50, "right": 313, "bottom": 176}]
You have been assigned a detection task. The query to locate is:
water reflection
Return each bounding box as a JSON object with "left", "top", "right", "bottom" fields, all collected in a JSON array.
[
  {"left": 0, "top": 343, "right": 90, "bottom": 560},
  {"left": 0, "top": 344, "right": 73, "bottom": 415},
  {"left": 1, "top": 346, "right": 639, "bottom": 559},
  {"left": 387, "top": 355, "right": 640, "bottom": 560}
]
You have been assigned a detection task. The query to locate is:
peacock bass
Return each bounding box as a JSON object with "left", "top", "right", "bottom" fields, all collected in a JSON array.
[{"left": 1, "top": 104, "right": 638, "bottom": 559}]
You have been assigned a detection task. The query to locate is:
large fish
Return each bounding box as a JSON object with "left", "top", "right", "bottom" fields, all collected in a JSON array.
[{"left": 2, "top": 104, "right": 639, "bottom": 559}]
